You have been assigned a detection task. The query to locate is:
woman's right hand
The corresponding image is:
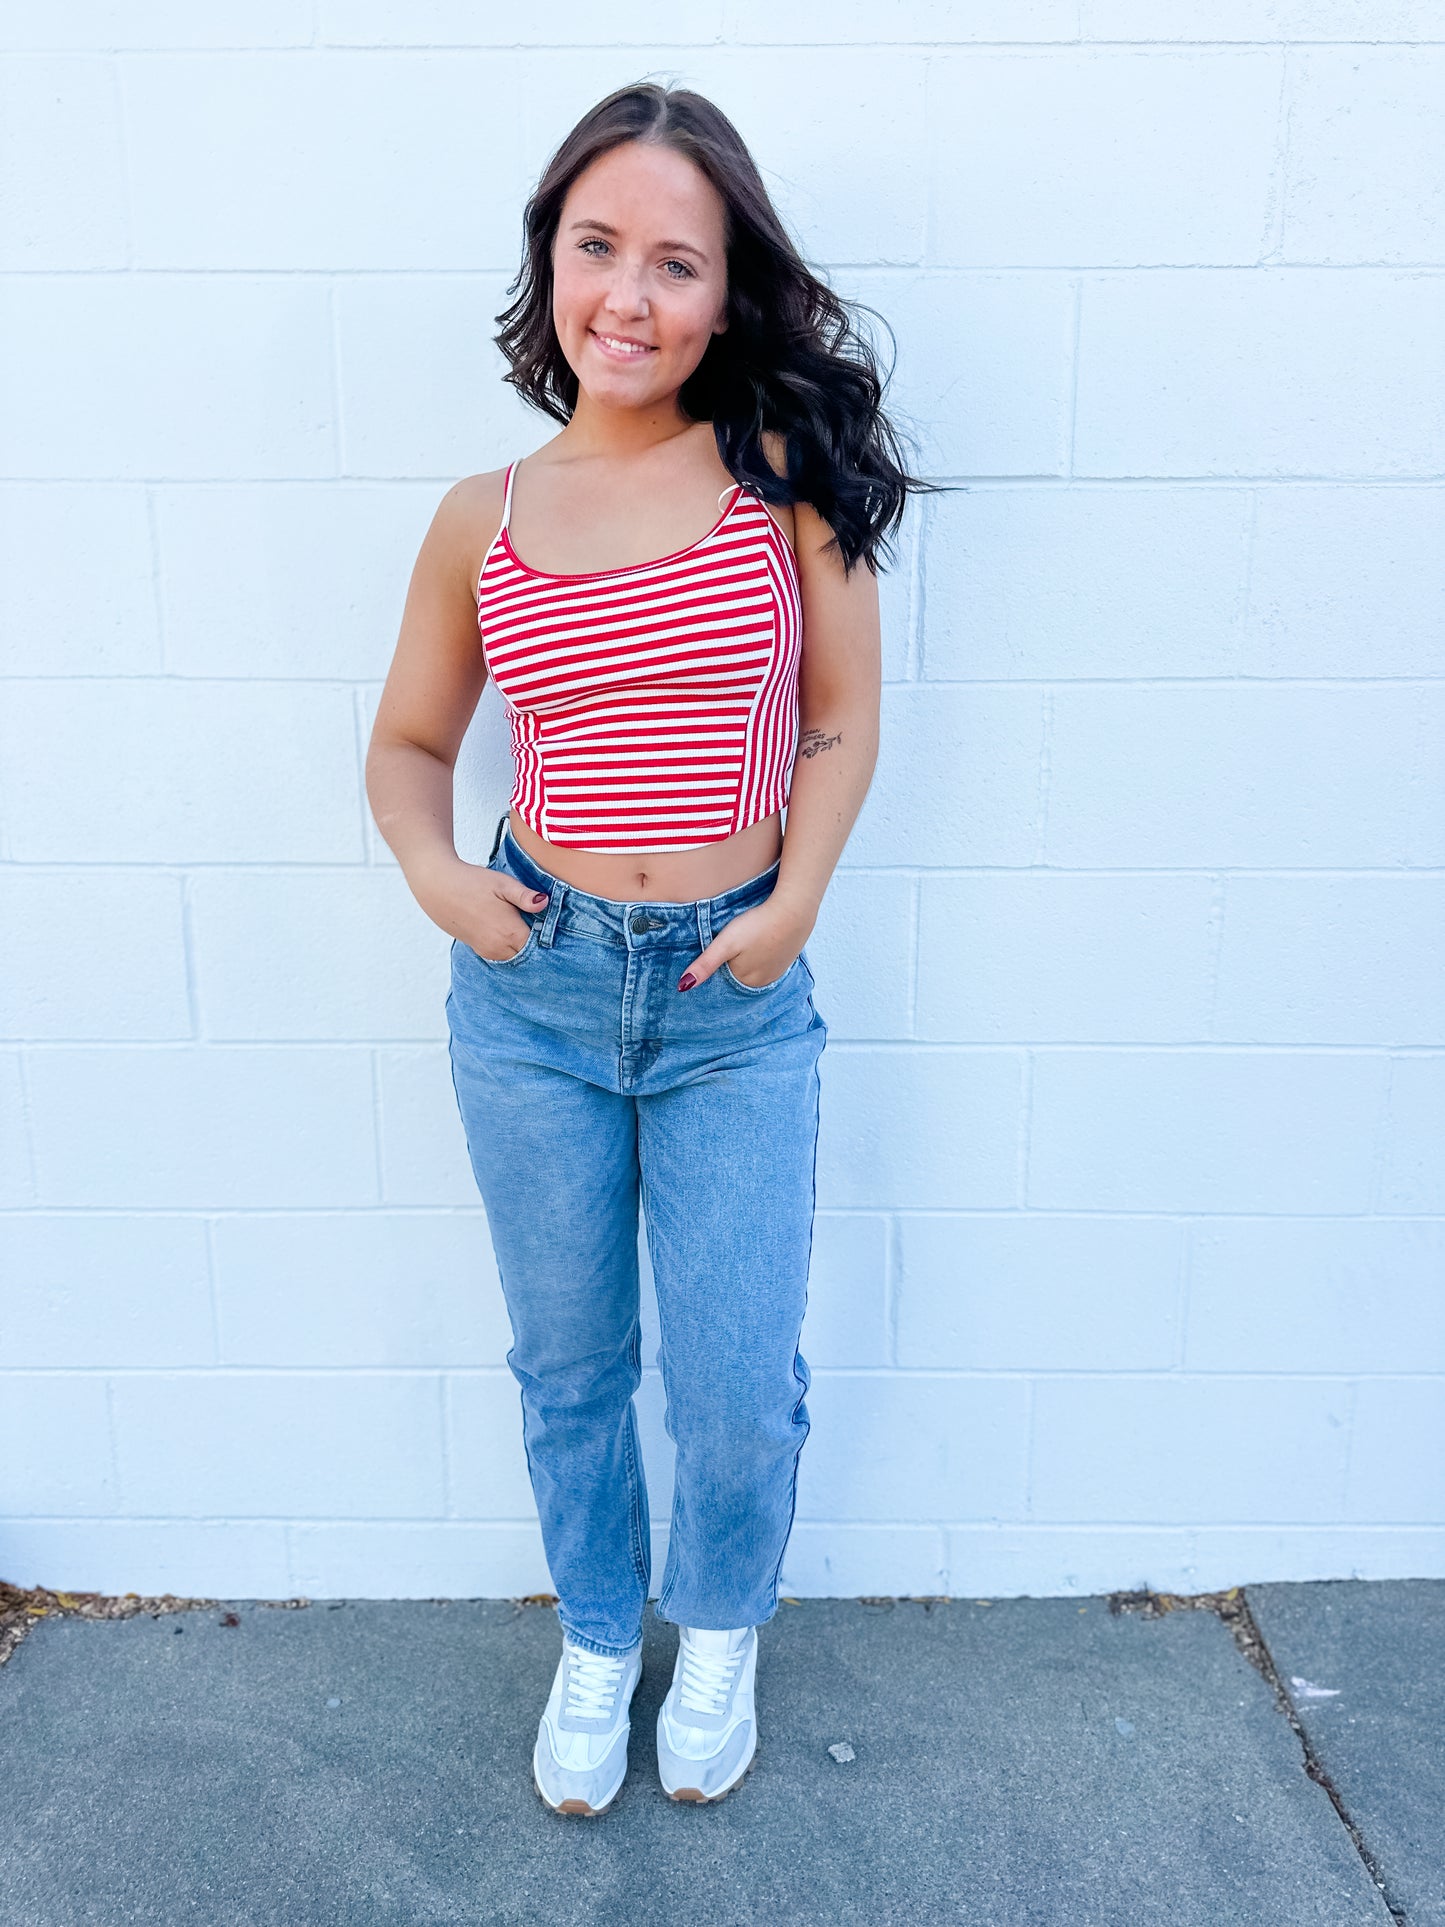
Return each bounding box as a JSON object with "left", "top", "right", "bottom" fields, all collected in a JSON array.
[{"left": 412, "top": 855, "right": 550, "bottom": 962}]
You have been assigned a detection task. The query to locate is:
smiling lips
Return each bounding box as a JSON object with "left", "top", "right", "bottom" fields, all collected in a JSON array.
[{"left": 590, "top": 328, "right": 656, "bottom": 359}]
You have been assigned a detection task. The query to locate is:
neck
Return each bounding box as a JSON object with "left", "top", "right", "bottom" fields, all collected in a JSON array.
[{"left": 560, "top": 388, "right": 699, "bottom": 461}]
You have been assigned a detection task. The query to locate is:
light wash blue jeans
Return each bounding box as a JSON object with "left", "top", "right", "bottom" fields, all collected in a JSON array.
[{"left": 446, "top": 818, "right": 828, "bottom": 1658}]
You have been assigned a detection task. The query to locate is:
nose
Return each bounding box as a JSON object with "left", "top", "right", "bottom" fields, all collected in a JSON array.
[{"left": 602, "top": 261, "right": 649, "bottom": 321}]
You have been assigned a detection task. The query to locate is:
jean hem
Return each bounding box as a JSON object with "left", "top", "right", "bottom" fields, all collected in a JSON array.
[{"left": 558, "top": 1623, "right": 644, "bottom": 1659}]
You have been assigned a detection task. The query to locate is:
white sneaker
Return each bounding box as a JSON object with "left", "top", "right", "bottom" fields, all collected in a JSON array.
[
  {"left": 656, "top": 1624, "right": 758, "bottom": 1802},
  {"left": 532, "top": 1636, "right": 643, "bottom": 1817}
]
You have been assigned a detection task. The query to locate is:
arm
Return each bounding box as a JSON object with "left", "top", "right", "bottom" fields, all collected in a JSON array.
[
  {"left": 772, "top": 500, "right": 882, "bottom": 930},
  {"left": 365, "top": 473, "right": 550, "bottom": 959},
  {"left": 680, "top": 498, "right": 882, "bottom": 990}
]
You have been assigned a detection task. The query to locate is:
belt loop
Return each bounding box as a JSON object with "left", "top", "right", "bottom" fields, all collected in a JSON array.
[
  {"left": 539, "top": 881, "right": 566, "bottom": 948},
  {"left": 696, "top": 897, "right": 713, "bottom": 950}
]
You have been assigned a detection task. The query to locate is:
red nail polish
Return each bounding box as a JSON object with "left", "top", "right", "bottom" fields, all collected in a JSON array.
[{"left": 678, "top": 973, "right": 696, "bottom": 992}]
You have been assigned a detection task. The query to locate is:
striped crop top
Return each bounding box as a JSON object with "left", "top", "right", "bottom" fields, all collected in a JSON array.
[{"left": 475, "top": 458, "right": 803, "bottom": 853}]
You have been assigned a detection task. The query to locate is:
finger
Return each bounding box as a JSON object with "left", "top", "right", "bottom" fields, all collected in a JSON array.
[
  {"left": 676, "top": 945, "right": 721, "bottom": 992},
  {"left": 500, "top": 877, "right": 550, "bottom": 909}
]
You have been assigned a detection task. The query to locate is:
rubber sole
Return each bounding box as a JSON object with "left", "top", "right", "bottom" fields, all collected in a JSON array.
[
  {"left": 663, "top": 1734, "right": 759, "bottom": 1804},
  {"left": 532, "top": 1738, "right": 626, "bottom": 1818}
]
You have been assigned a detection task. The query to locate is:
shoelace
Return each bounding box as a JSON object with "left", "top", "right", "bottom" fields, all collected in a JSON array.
[
  {"left": 563, "top": 1646, "right": 629, "bottom": 1720},
  {"left": 677, "top": 1640, "right": 742, "bottom": 1716}
]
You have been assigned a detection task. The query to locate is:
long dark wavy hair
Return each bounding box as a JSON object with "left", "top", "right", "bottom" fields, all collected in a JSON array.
[{"left": 494, "top": 82, "right": 938, "bottom": 576}]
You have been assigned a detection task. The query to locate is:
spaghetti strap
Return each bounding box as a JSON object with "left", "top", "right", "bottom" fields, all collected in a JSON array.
[{"left": 476, "top": 460, "right": 520, "bottom": 596}]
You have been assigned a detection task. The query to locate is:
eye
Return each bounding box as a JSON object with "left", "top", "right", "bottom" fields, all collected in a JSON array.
[
  {"left": 578, "top": 237, "right": 610, "bottom": 257},
  {"left": 663, "top": 258, "right": 694, "bottom": 280}
]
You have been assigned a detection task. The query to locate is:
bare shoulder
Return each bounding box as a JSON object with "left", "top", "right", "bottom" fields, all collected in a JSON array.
[{"left": 437, "top": 468, "right": 510, "bottom": 601}]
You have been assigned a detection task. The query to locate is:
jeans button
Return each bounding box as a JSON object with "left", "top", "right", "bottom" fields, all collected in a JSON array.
[{"left": 630, "top": 913, "right": 650, "bottom": 934}]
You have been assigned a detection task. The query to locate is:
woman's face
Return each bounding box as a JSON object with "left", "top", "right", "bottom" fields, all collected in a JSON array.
[{"left": 551, "top": 140, "right": 729, "bottom": 412}]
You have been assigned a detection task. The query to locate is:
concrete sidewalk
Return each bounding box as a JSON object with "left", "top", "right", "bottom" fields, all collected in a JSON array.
[{"left": 1, "top": 1581, "right": 1439, "bottom": 1926}]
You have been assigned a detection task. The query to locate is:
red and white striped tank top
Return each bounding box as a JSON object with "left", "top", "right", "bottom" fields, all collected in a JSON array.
[{"left": 476, "top": 458, "right": 803, "bottom": 853}]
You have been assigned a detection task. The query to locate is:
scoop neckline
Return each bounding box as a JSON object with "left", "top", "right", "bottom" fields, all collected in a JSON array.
[{"left": 499, "top": 482, "right": 747, "bottom": 583}]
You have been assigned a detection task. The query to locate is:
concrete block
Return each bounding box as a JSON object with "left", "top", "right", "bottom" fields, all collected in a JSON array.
[
  {"left": 1187, "top": 1219, "right": 1445, "bottom": 1372},
  {"left": 158, "top": 482, "right": 435, "bottom": 680},
  {"left": 676, "top": 48, "right": 927, "bottom": 267},
  {"left": 2, "top": 4, "right": 315, "bottom": 47},
  {"left": 321, "top": 0, "right": 725, "bottom": 43},
  {"left": 1033, "top": 1376, "right": 1353, "bottom": 1523},
  {"left": 780, "top": 1525, "right": 949, "bottom": 1598},
  {"left": 523, "top": 46, "right": 925, "bottom": 269},
  {"left": 1028, "top": 1048, "right": 1388, "bottom": 1213},
  {"left": 0, "top": 1375, "right": 116, "bottom": 1515},
  {"left": 1283, "top": 47, "right": 1445, "bottom": 265},
  {"left": 921, "top": 486, "right": 1253, "bottom": 680},
  {"left": 1377, "top": 1056, "right": 1445, "bottom": 1214},
  {"left": 0, "top": 58, "right": 127, "bottom": 269},
  {"left": 335, "top": 274, "right": 540, "bottom": 479},
  {"left": 0, "top": 682, "right": 365, "bottom": 863},
  {"left": 805, "top": 871, "right": 915, "bottom": 1040},
  {"left": 838, "top": 270, "right": 1076, "bottom": 477},
  {"left": 0, "top": 871, "right": 189, "bottom": 1040},
  {"left": 817, "top": 1048, "right": 1025, "bottom": 1209},
  {"left": 377, "top": 1046, "right": 481, "bottom": 1207},
  {"left": 285, "top": 1521, "right": 548, "bottom": 1598},
  {"left": 1345, "top": 1379, "right": 1445, "bottom": 1523},
  {"left": 1214, "top": 876, "right": 1445, "bottom": 1045},
  {"left": 444, "top": 1374, "right": 541, "bottom": 1520},
  {"left": 190, "top": 870, "right": 450, "bottom": 1041},
  {"left": 844, "top": 686, "right": 1045, "bottom": 868},
  {"left": 0, "top": 1216, "right": 213, "bottom": 1368},
  {"left": 1080, "top": 1, "right": 1441, "bottom": 39},
  {"left": 896, "top": 1214, "right": 1182, "bottom": 1369},
  {"left": 1244, "top": 487, "right": 1445, "bottom": 677},
  {"left": 27, "top": 1047, "right": 379, "bottom": 1208},
  {"left": 928, "top": 50, "right": 1280, "bottom": 266},
  {"left": 798, "top": 1212, "right": 890, "bottom": 1368},
  {"left": 942, "top": 1524, "right": 1230, "bottom": 1599},
  {"left": 212, "top": 1213, "right": 512, "bottom": 1367},
  {"left": 0, "top": 1521, "right": 293, "bottom": 1599},
  {"left": 916, "top": 874, "right": 1216, "bottom": 1042},
  {"left": 111, "top": 1372, "right": 446, "bottom": 1517},
  {"left": 0, "top": 484, "right": 159, "bottom": 675},
  {"left": 723, "top": 0, "right": 1076, "bottom": 38},
  {"left": 0, "top": 276, "right": 336, "bottom": 479},
  {"left": 1044, "top": 685, "right": 1445, "bottom": 869},
  {"left": 796, "top": 1371, "right": 1029, "bottom": 1521},
  {"left": 1075, "top": 270, "right": 1445, "bottom": 477},
  {"left": 125, "top": 52, "right": 534, "bottom": 272},
  {"left": 0, "top": 1053, "right": 34, "bottom": 1206}
]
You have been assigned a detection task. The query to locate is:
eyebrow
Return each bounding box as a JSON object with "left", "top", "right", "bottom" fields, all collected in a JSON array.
[{"left": 566, "top": 218, "right": 709, "bottom": 262}]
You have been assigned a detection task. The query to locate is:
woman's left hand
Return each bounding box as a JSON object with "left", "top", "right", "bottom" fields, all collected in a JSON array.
[{"left": 677, "top": 900, "right": 813, "bottom": 992}]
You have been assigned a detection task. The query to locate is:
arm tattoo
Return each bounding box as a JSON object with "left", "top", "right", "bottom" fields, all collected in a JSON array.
[{"left": 798, "top": 727, "right": 842, "bottom": 759}]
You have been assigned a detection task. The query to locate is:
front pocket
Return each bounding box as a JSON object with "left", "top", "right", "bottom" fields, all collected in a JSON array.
[
  {"left": 720, "top": 955, "right": 797, "bottom": 995},
  {"left": 473, "top": 919, "right": 540, "bottom": 968}
]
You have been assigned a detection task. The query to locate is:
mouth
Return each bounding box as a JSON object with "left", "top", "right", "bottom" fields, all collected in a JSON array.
[{"left": 589, "top": 328, "right": 658, "bottom": 361}]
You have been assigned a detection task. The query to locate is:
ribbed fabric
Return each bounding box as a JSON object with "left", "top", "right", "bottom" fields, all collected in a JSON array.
[{"left": 476, "top": 459, "right": 803, "bottom": 853}]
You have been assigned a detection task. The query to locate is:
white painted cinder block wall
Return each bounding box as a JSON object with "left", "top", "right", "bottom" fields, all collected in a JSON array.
[{"left": 2, "top": 1, "right": 1442, "bottom": 1602}]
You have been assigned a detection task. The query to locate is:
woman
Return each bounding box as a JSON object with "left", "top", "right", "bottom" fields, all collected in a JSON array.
[{"left": 366, "top": 81, "right": 928, "bottom": 1816}]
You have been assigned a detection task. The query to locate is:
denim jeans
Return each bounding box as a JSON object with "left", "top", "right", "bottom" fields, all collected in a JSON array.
[{"left": 445, "top": 818, "right": 829, "bottom": 1657}]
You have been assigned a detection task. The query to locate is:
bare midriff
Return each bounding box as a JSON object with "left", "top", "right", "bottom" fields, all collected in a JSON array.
[{"left": 505, "top": 808, "right": 786, "bottom": 904}]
